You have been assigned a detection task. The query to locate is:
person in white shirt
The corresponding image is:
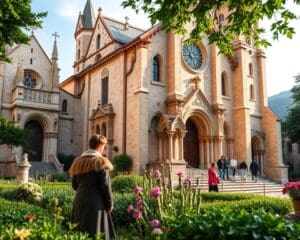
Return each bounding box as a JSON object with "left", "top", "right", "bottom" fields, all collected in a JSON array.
[{"left": 230, "top": 157, "right": 238, "bottom": 177}]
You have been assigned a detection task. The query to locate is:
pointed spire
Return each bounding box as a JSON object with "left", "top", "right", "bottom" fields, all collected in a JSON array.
[
  {"left": 82, "top": 0, "right": 95, "bottom": 28},
  {"left": 15, "top": 59, "right": 24, "bottom": 86},
  {"left": 51, "top": 32, "right": 59, "bottom": 60}
]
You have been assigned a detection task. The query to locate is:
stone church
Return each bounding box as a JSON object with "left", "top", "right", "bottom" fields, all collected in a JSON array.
[{"left": 0, "top": 0, "right": 287, "bottom": 182}]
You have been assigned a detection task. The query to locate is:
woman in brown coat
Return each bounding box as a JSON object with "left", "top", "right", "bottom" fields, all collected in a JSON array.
[{"left": 70, "top": 134, "right": 115, "bottom": 239}]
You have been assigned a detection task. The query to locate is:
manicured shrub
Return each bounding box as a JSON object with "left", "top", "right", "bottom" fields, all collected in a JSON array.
[
  {"left": 112, "top": 154, "right": 133, "bottom": 173},
  {"left": 112, "top": 193, "right": 136, "bottom": 229},
  {"left": 202, "top": 196, "right": 292, "bottom": 216},
  {"left": 112, "top": 175, "right": 144, "bottom": 193},
  {"left": 166, "top": 208, "right": 300, "bottom": 239},
  {"left": 15, "top": 182, "right": 43, "bottom": 204},
  {"left": 57, "top": 153, "right": 76, "bottom": 171},
  {"left": 201, "top": 192, "right": 254, "bottom": 202}
]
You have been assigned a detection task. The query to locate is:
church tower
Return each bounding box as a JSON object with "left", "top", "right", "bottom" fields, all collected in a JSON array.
[{"left": 73, "top": 0, "right": 95, "bottom": 74}]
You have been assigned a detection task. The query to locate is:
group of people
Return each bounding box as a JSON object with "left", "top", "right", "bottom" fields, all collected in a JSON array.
[{"left": 208, "top": 156, "right": 260, "bottom": 192}]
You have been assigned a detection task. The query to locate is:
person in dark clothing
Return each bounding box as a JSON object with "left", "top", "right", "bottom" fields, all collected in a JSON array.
[
  {"left": 217, "top": 156, "right": 223, "bottom": 179},
  {"left": 249, "top": 160, "right": 260, "bottom": 182},
  {"left": 70, "top": 134, "right": 115, "bottom": 239},
  {"left": 239, "top": 161, "right": 248, "bottom": 181}
]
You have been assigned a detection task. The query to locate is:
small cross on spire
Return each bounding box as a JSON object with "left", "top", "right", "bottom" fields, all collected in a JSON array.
[{"left": 52, "top": 32, "right": 60, "bottom": 42}]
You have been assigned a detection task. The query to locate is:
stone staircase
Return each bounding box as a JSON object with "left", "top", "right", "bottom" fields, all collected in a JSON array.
[
  {"left": 29, "top": 162, "right": 58, "bottom": 176},
  {"left": 185, "top": 167, "right": 286, "bottom": 198}
]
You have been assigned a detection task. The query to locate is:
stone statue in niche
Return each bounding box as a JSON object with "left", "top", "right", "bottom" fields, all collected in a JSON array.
[{"left": 54, "top": 118, "right": 58, "bottom": 130}]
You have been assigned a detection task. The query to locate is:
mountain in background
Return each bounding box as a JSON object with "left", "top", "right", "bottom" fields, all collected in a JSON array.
[{"left": 268, "top": 90, "right": 293, "bottom": 120}]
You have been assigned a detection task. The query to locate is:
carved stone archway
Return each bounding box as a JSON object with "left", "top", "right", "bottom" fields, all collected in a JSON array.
[{"left": 251, "top": 132, "right": 265, "bottom": 175}]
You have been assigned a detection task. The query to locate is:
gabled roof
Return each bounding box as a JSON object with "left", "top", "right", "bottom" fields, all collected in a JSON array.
[
  {"left": 82, "top": 0, "right": 95, "bottom": 28},
  {"left": 103, "top": 16, "right": 145, "bottom": 43}
]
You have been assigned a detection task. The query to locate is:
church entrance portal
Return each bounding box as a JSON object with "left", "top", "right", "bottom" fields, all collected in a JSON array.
[
  {"left": 184, "top": 118, "right": 199, "bottom": 168},
  {"left": 24, "top": 120, "right": 43, "bottom": 162}
]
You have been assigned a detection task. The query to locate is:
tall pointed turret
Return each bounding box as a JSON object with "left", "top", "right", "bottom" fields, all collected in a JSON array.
[
  {"left": 74, "top": 0, "right": 96, "bottom": 73},
  {"left": 82, "top": 0, "right": 95, "bottom": 28},
  {"left": 51, "top": 32, "right": 59, "bottom": 90}
]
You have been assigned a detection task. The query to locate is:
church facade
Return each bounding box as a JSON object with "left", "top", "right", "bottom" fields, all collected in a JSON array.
[{"left": 0, "top": 0, "right": 287, "bottom": 182}]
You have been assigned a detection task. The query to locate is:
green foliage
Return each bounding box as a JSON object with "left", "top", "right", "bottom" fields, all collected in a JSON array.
[
  {"left": 122, "top": 0, "right": 300, "bottom": 55},
  {"left": 0, "top": 198, "right": 96, "bottom": 239},
  {"left": 57, "top": 153, "right": 76, "bottom": 171},
  {"left": 201, "top": 192, "right": 254, "bottom": 202},
  {"left": 166, "top": 208, "right": 300, "bottom": 240},
  {"left": 112, "top": 154, "right": 133, "bottom": 173},
  {"left": 112, "top": 175, "right": 144, "bottom": 193},
  {"left": 15, "top": 182, "right": 43, "bottom": 204},
  {"left": 202, "top": 196, "right": 292, "bottom": 216},
  {"left": 112, "top": 193, "right": 137, "bottom": 229},
  {"left": 0, "top": 117, "right": 30, "bottom": 149},
  {"left": 0, "top": 0, "right": 47, "bottom": 62},
  {"left": 283, "top": 74, "right": 300, "bottom": 143}
]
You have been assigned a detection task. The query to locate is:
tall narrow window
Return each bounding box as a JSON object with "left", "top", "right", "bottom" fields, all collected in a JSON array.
[
  {"left": 96, "top": 34, "right": 101, "bottom": 49},
  {"left": 249, "top": 63, "right": 253, "bottom": 76},
  {"left": 221, "top": 72, "right": 228, "bottom": 96},
  {"left": 62, "top": 99, "right": 67, "bottom": 113},
  {"left": 101, "top": 123, "right": 107, "bottom": 137},
  {"left": 96, "top": 125, "right": 100, "bottom": 134},
  {"left": 152, "top": 56, "right": 160, "bottom": 82},
  {"left": 77, "top": 49, "right": 80, "bottom": 60},
  {"left": 101, "top": 77, "right": 108, "bottom": 105},
  {"left": 250, "top": 84, "right": 255, "bottom": 100}
]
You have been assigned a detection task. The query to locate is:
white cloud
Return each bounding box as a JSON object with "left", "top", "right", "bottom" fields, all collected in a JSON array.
[{"left": 56, "top": 0, "right": 82, "bottom": 20}]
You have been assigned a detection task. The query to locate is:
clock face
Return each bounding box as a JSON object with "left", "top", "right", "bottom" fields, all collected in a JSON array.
[{"left": 182, "top": 43, "right": 203, "bottom": 70}]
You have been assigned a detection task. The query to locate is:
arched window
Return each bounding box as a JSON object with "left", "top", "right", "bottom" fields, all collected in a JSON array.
[
  {"left": 96, "top": 34, "right": 101, "bottom": 49},
  {"left": 221, "top": 72, "right": 229, "bottom": 96},
  {"left": 250, "top": 84, "right": 255, "bottom": 100},
  {"left": 101, "top": 69, "right": 109, "bottom": 105},
  {"left": 101, "top": 123, "right": 107, "bottom": 137},
  {"left": 62, "top": 99, "right": 67, "bottom": 113},
  {"left": 152, "top": 56, "right": 160, "bottom": 82},
  {"left": 249, "top": 63, "right": 253, "bottom": 76},
  {"left": 95, "top": 125, "right": 100, "bottom": 134},
  {"left": 23, "top": 70, "right": 38, "bottom": 88},
  {"left": 219, "top": 14, "right": 225, "bottom": 23}
]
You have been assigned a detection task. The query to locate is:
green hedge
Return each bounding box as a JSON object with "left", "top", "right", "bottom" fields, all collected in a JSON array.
[
  {"left": 202, "top": 196, "right": 292, "bottom": 216},
  {"left": 112, "top": 174, "right": 144, "bottom": 193},
  {"left": 201, "top": 192, "right": 255, "bottom": 202}
]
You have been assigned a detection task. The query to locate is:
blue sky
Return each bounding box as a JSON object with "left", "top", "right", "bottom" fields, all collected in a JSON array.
[{"left": 31, "top": 0, "right": 300, "bottom": 97}]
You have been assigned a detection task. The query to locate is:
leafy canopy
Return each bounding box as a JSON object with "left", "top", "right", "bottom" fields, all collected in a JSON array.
[
  {"left": 122, "top": 0, "right": 300, "bottom": 54},
  {"left": 0, "top": 117, "right": 29, "bottom": 149},
  {"left": 282, "top": 74, "right": 300, "bottom": 143},
  {"left": 0, "top": 0, "right": 47, "bottom": 62}
]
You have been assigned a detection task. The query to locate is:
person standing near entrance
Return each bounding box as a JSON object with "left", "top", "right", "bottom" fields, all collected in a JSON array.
[
  {"left": 250, "top": 160, "right": 260, "bottom": 182},
  {"left": 208, "top": 162, "right": 219, "bottom": 192},
  {"left": 230, "top": 156, "right": 238, "bottom": 178},
  {"left": 70, "top": 134, "right": 115, "bottom": 239}
]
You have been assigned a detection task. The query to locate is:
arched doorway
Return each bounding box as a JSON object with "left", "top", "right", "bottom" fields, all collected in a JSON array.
[
  {"left": 184, "top": 118, "right": 199, "bottom": 168},
  {"left": 251, "top": 135, "right": 264, "bottom": 175},
  {"left": 24, "top": 120, "right": 43, "bottom": 161}
]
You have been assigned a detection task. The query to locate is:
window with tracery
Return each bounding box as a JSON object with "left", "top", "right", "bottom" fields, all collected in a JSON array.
[
  {"left": 152, "top": 56, "right": 160, "bottom": 82},
  {"left": 23, "top": 71, "right": 37, "bottom": 88},
  {"left": 62, "top": 99, "right": 67, "bottom": 113}
]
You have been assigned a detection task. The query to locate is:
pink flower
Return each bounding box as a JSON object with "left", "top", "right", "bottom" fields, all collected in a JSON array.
[
  {"left": 184, "top": 176, "right": 192, "bottom": 183},
  {"left": 137, "top": 197, "right": 143, "bottom": 209},
  {"left": 163, "top": 177, "right": 169, "bottom": 186},
  {"left": 154, "top": 170, "right": 162, "bottom": 179},
  {"left": 150, "top": 219, "right": 160, "bottom": 228},
  {"left": 133, "top": 210, "right": 143, "bottom": 220},
  {"left": 134, "top": 186, "right": 143, "bottom": 195},
  {"left": 127, "top": 205, "right": 134, "bottom": 213},
  {"left": 150, "top": 187, "right": 162, "bottom": 197},
  {"left": 152, "top": 228, "right": 163, "bottom": 235},
  {"left": 177, "top": 170, "right": 185, "bottom": 178}
]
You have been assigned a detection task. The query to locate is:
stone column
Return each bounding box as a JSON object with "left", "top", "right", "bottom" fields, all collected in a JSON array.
[
  {"left": 200, "top": 138, "right": 205, "bottom": 168},
  {"left": 168, "top": 131, "right": 175, "bottom": 162},
  {"left": 158, "top": 132, "right": 163, "bottom": 162},
  {"left": 17, "top": 153, "right": 31, "bottom": 183}
]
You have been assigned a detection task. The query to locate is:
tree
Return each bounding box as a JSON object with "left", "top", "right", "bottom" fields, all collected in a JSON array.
[
  {"left": 0, "top": 117, "right": 29, "bottom": 149},
  {"left": 283, "top": 74, "right": 300, "bottom": 143},
  {"left": 122, "top": 0, "right": 299, "bottom": 54},
  {"left": 0, "top": 0, "right": 47, "bottom": 62}
]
